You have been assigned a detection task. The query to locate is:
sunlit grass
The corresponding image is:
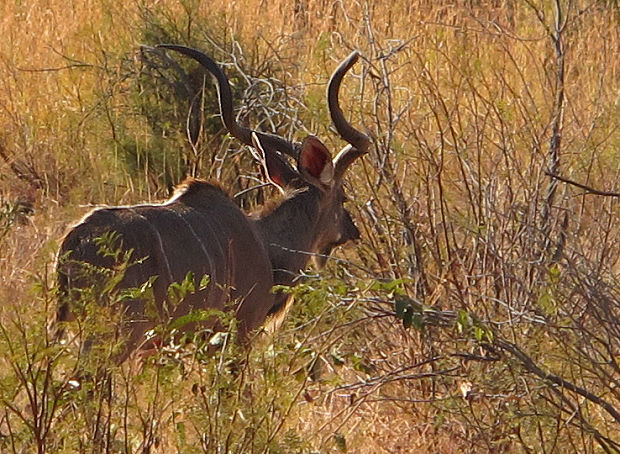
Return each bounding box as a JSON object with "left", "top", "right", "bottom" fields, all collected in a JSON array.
[{"left": 0, "top": 0, "right": 618, "bottom": 452}]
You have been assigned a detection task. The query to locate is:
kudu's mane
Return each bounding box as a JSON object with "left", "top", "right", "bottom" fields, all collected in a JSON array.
[
  {"left": 173, "top": 177, "right": 315, "bottom": 222},
  {"left": 169, "top": 178, "right": 228, "bottom": 203},
  {"left": 253, "top": 185, "right": 312, "bottom": 217}
]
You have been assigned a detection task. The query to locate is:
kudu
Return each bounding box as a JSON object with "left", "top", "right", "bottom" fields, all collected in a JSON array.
[{"left": 56, "top": 46, "right": 370, "bottom": 361}]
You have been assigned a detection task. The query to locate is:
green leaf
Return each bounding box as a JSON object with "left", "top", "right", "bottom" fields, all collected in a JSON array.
[
  {"left": 272, "top": 284, "right": 294, "bottom": 294},
  {"left": 198, "top": 273, "right": 210, "bottom": 290},
  {"left": 394, "top": 297, "right": 426, "bottom": 330},
  {"left": 333, "top": 433, "right": 347, "bottom": 453},
  {"left": 394, "top": 297, "right": 410, "bottom": 319},
  {"left": 401, "top": 307, "right": 413, "bottom": 328},
  {"left": 456, "top": 310, "right": 471, "bottom": 334},
  {"left": 548, "top": 263, "right": 561, "bottom": 283},
  {"left": 370, "top": 277, "right": 410, "bottom": 295},
  {"left": 411, "top": 312, "right": 424, "bottom": 331},
  {"left": 166, "top": 271, "right": 199, "bottom": 307},
  {"left": 167, "top": 309, "right": 222, "bottom": 331}
]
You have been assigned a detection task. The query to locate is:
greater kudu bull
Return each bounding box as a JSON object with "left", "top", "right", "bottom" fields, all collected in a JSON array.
[{"left": 56, "top": 46, "right": 370, "bottom": 361}]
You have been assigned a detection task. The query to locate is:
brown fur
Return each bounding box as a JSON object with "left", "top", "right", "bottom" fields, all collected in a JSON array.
[
  {"left": 171, "top": 177, "right": 229, "bottom": 199},
  {"left": 56, "top": 178, "right": 273, "bottom": 361},
  {"left": 56, "top": 171, "right": 359, "bottom": 362}
]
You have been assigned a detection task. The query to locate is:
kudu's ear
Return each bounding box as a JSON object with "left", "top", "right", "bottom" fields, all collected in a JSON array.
[
  {"left": 297, "top": 136, "right": 334, "bottom": 189},
  {"left": 251, "top": 133, "right": 298, "bottom": 191}
]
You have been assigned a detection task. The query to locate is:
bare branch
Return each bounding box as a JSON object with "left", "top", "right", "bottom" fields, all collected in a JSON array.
[
  {"left": 545, "top": 171, "right": 620, "bottom": 197},
  {"left": 495, "top": 338, "right": 620, "bottom": 425}
]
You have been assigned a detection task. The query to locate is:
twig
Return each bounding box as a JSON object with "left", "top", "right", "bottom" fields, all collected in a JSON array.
[
  {"left": 546, "top": 171, "right": 620, "bottom": 197},
  {"left": 16, "top": 63, "right": 92, "bottom": 72},
  {"left": 539, "top": 0, "right": 567, "bottom": 257},
  {"left": 495, "top": 338, "right": 620, "bottom": 425}
]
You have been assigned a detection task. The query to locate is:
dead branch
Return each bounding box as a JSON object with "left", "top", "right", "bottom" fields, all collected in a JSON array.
[{"left": 546, "top": 171, "right": 620, "bottom": 197}]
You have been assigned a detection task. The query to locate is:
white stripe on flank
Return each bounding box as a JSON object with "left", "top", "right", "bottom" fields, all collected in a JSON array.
[
  {"left": 190, "top": 209, "right": 226, "bottom": 282},
  {"left": 163, "top": 207, "right": 216, "bottom": 282},
  {"left": 127, "top": 208, "right": 174, "bottom": 284}
]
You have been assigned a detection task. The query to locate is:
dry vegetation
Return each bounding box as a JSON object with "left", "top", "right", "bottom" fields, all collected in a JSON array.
[{"left": 1, "top": 0, "right": 619, "bottom": 452}]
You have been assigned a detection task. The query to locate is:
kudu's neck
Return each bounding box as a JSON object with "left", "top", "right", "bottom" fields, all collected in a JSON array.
[{"left": 254, "top": 188, "right": 321, "bottom": 287}]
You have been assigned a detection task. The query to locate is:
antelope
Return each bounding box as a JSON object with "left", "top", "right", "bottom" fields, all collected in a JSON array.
[{"left": 56, "top": 46, "right": 370, "bottom": 361}]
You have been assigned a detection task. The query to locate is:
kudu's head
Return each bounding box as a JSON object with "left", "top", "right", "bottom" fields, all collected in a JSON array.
[
  {"left": 157, "top": 46, "right": 370, "bottom": 269},
  {"left": 251, "top": 132, "right": 361, "bottom": 268}
]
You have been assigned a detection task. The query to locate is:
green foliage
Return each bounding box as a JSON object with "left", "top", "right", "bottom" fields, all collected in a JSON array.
[
  {"left": 369, "top": 277, "right": 410, "bottom": 295},
  {"left": 166, "top": 309, "right": 216, "bottom": 333},
  {"left": 0, "top": 249, "right": 323, "bottom": 453},
  {"left": 165, "top": 270, "right": 209, "bottom": 309},
  {"left": 394, "top": 296, "right": 425, "bottom": 330},
  {"left": 93, "top": 230, "right": 130, "bottom": 262},
  {"left": 536, "top": 263, "right": 562, "bottom": 316},
  {"left": 0, "top": 198, "right": 31, "bottom": 243},
  {"left": 455, "top": 310, "right": 494, "bottom": 344}
]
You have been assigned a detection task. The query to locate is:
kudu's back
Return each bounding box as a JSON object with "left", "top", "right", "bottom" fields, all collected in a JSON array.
[{"left": 57, "top": 180, "right": 273, "bottom": 358}]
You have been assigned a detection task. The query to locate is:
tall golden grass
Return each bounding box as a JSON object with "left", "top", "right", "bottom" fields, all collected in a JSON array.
[{"left": 1, "top": 0, "right": 619, "bottom": 452}]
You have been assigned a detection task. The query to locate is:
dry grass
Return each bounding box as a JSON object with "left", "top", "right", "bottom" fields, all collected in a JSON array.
[{"left": 1, "top": 0, "right": 619, "bottom": 452}]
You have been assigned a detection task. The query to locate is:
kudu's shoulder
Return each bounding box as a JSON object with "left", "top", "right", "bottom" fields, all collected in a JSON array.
[{"left": 167, "top": 178, "right": 233, "bottom": 207}]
